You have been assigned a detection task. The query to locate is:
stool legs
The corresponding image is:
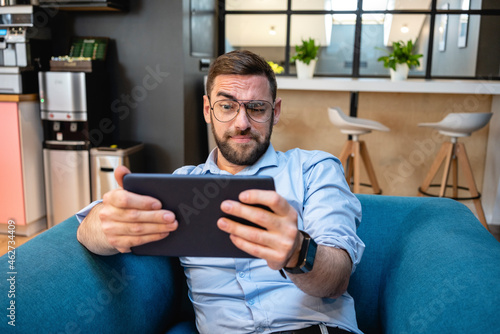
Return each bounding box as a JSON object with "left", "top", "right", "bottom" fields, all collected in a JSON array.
[
  {"left": 354, "top": 141, "right": 361, "bottom": 193},
  {"left": 339, "top": 141, "right": 355, "bottom": 189},
  {"left": 419, "top": 142, "right": 453, "bottom": 197},
  {"left": 338, "top": 140, "right": 381, "bottom": 194},
  {"left": 455, "top": 143, "right": 488, "bottom": 230},
  {"left": 418, "top": 141, "right": 489, "bottom": 230},
  {"left": 359, "top": 141, "right": 381, "bottom": 194},
  {"left": 339, "top": 141, "right": 353, "bottom": 168}
]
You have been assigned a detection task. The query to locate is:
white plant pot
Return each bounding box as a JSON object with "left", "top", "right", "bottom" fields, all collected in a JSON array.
[
  {"left": 296, "top": 59, "right": 317, "bottom": 79},
  {"left": 389, "top": 63, "right": 410, "bottom": 81}
]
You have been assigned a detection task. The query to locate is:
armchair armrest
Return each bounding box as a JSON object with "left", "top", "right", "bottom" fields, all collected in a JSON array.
[
  {"left": 0, "top": 216, "right": 185, "bottom": 333},
  {"left": 350, "top": 195, "right": 500, "bottom": 333}
]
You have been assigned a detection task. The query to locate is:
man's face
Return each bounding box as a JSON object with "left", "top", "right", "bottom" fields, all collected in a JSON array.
[{"left": 203, "top": 74, "right": 281, "bottom": 172}]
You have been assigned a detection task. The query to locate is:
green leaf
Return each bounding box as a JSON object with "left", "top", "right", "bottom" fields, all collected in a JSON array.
[
  {"left": 290, "top": 38, "right": 320, "bottom": 64},
  {"left": 376, "top": 39, "right": 423, "bottom": 70}
]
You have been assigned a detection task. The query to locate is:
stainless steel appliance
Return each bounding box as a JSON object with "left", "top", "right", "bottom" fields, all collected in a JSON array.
[
  {"left": 90, "top": 142, "right": 144, "bottom": 201},
  {"left": 0, "top": 5, "right": 51, "bottom": 93},
  {"left": 39, "top": 71, "right": 110, "bottom": 227},
  {"left": 43, "top": 140, "right": 91, "bottom": 227}
]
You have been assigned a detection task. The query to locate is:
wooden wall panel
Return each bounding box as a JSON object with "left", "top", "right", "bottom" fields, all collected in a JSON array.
[{"left": 272, "top": 90, "right": 492, "bottom": 197}]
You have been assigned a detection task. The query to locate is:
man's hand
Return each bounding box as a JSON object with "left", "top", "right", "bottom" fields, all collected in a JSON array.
[
  {"left": 77, "top": 166, "right": 178, "bottom": 255},
  {"left": 217, "top": 189, "right": 352, "bottom": 299},
  {"left": 217, "top": 189, "right": 302, "bottom": 270}
]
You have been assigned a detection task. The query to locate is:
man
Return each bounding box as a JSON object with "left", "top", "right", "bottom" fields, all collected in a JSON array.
[{"left": 77, "top": 50, "right": 365, "bottom": 334}]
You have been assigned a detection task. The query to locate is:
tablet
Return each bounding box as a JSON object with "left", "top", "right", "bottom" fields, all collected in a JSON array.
[{"left": 123, "top": 173, "right": 275, "bottom": 258}]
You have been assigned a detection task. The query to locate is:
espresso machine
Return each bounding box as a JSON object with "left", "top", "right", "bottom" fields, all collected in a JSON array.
[{"left": 0, "top": 4, "right": 51, "bottom": 93}]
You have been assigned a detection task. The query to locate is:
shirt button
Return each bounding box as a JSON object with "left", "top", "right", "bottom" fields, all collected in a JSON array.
[
  {"left": 248, "top": 299, "right": 255, "bottom": 305},
  {"left": 256, "top": 326, "right": 263, "bottom": 332},
  {"left": 239, "top": 271, "right": 245, "bottom": 278}
]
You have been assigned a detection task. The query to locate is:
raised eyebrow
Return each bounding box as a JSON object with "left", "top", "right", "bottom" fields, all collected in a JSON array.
[{"left": 216, "top": 91, "right": 236, "bottom": 100}]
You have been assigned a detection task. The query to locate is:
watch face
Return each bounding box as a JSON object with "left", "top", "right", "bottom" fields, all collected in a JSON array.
[{"left": 303, "top": 238, "right": 317, "bottom": 272}]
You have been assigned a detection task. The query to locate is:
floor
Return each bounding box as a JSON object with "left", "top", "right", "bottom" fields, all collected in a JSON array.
[
  {"left": 489, "top": 225, "right": 500, "bottom": 243},
  {"left": 0, "top": 230, "right": 46, "bottom": 257},
  {"left": 461, "top": 200, "right": 500, "bottom": 242}
]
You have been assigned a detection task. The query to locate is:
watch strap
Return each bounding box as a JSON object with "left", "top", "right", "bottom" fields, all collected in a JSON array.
[{"left": 283, "top": 230, "right": 317, "bottom": 275}]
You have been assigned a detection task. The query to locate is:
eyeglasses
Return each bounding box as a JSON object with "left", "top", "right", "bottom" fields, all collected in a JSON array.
[{"left": 208, "top": 98, "right": 275, "bottom": 123}]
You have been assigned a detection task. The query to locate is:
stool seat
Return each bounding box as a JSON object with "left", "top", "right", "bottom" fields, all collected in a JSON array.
[
  {"left": 418, "top": 112, "right": 493, "bottom": 138},
  {"left": 328, "top": 107, "right": 390, "bottom": 135}
]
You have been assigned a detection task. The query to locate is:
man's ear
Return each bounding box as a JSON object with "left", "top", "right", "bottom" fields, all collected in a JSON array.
[
  {"left": 272, "top": 97, "right": 282, "bottom": 125},
  {"left": 203, "top": 95, "right": 211, "bottom": 124}
]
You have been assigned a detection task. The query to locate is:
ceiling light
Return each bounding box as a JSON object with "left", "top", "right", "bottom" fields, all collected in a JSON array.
[
  {"left": 269, "top": 26, "right": 276, "bottom": 35},
  {"left": 401, "top": 25, "right": 409, "bottom": 33}
]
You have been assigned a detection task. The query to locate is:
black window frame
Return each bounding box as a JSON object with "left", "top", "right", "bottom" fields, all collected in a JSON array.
[{"left": 217, "top": 0, "right": 500, "bottom": 80}]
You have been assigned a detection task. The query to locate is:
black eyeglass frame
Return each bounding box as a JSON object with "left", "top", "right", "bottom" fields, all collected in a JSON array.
[{"left": 208, "top": 97, "right": 275, "bottom": 123}]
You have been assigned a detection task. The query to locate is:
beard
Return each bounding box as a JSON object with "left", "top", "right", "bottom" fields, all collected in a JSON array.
[{"left": 211, "top": 114, "right": 273, "bottom": 166}]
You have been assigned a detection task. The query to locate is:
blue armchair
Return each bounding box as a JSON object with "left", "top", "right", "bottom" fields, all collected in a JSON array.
[{"left": 1, "top": 195, "right": 499, "bottom": 333}]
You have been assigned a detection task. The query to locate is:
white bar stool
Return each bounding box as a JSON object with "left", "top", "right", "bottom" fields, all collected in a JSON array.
[
  {"left": 327, "top": 107, "right": 390, "bottom": 194},
  {"left": 418, "top": 112, "right": 493, "bottom": 230}
]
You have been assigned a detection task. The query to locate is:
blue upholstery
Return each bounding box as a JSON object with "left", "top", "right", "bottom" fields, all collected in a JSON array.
[
  {"left": 348, "top": 195, "right": 500, "bottom": 333},
  {"left": 1, "top": 195, "right": 499, "bottom": 333}
]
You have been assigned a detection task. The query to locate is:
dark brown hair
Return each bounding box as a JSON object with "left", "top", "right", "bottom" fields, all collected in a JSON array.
[{"left": 206, "top": 50, "right": 277, "bottom": 101}]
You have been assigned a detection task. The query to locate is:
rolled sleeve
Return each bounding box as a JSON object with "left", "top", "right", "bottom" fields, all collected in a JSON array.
[
  {"left": 302, "top": 154, "right": 365, "bottom": 273},
  {"left": 75, "top": 200, "right": 103, "bottom": 223}
]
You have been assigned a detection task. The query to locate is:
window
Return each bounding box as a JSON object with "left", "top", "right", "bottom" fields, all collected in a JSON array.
[{"left": 219, "top": 0, "right": 500, "bottom": 79}]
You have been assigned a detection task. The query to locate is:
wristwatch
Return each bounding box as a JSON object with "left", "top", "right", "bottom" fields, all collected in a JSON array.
[{"left": 283, "top": 231, "right": 317, "bottom": 274}]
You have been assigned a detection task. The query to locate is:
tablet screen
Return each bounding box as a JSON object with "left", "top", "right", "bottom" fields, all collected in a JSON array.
[{"left": 124, "top": 174, "right": 275, "bottom": 257}]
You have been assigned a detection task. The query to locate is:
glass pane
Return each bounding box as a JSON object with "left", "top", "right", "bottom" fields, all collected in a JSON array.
[
  {"left": 363, "top": 0, "right": 432, "bottom": 11},
  {"left": 191, "top": 0, "right": 214, "bottom": 11},
  {"left": 191, "top": 0, "right": 216, "bottom": 57},
  {"left": 289, "top": 14, "right": 355, "bottom": 75},
  {"left": 225, "top": 14, "right": 287, "bottom": 72},
  {"left": 226, "top": 0, "right": 287, "bottom": 11},
  {"left": 360, "top": 14, "right": 428, "bottom": 76},
  {"left": 292, "top": 0, "right": 357, "bottom": 11},
  {"left": 440, "top": 0, "right": 482, "bottom": 10},
  {"left": 432, "top": 14, "right": 499, "bottom": 77}
]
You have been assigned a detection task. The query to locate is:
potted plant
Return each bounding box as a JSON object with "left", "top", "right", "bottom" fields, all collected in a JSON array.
[
  {"left": 290, "top": 38, "right": 320, "bottom": 79},
  {"left": 377, "top": 40, "right": 423, "bottom": 81}
]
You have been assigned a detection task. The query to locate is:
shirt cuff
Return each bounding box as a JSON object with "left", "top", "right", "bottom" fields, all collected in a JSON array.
[{"left": 75, "top": 200, "right": 103, "bottom": 223}]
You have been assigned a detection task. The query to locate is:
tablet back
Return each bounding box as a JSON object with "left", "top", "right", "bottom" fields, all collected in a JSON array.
[{"left": 124, "top": 174, "right": 275, "bottom": 257}]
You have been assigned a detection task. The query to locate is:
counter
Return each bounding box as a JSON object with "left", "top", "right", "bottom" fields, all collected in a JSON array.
[
  {"left": 0, "top": 94, "right": 38, "bottom": 102},
  {"left": 277, "top": 77, "right": 500, "bottom": 95}
]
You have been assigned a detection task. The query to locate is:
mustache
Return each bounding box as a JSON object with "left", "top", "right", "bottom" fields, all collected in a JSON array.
[{"left": 226, "top": 128, "right": 257, "bottom": 139}]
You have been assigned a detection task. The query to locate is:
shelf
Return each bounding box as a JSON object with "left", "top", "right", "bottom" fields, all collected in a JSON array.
[
  {"left": 0, "top": 94, "right": 38, "bottom": 102},
  {"left": 276, "top": 77, "right": 500, "bottom": 95},
  {"left": 39, "top": 1, "right": 128, "bottom": 12}
]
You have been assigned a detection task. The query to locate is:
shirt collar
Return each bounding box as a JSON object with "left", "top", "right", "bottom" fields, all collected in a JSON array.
[{"left": 201, "top": 144, "right": 278, "bottom": 175}]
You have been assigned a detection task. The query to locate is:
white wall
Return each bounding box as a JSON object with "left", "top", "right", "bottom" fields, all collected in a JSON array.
[{"left": 483, "top": 95, "right": 500, "bottom": 225}]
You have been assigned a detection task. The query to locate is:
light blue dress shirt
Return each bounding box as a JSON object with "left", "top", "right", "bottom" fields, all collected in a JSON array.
[{"left": 76, "top": 144, "right": 365, "bottom": 334}]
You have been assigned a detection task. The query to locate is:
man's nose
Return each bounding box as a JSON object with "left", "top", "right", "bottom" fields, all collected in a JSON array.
[{"left": 233, "top": 103, "right": 252, "bottom": 129}]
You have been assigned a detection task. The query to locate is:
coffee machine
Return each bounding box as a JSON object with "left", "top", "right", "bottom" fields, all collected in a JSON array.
[{"left": 0, "top": 4, "right": 51, "bottom": 93}]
